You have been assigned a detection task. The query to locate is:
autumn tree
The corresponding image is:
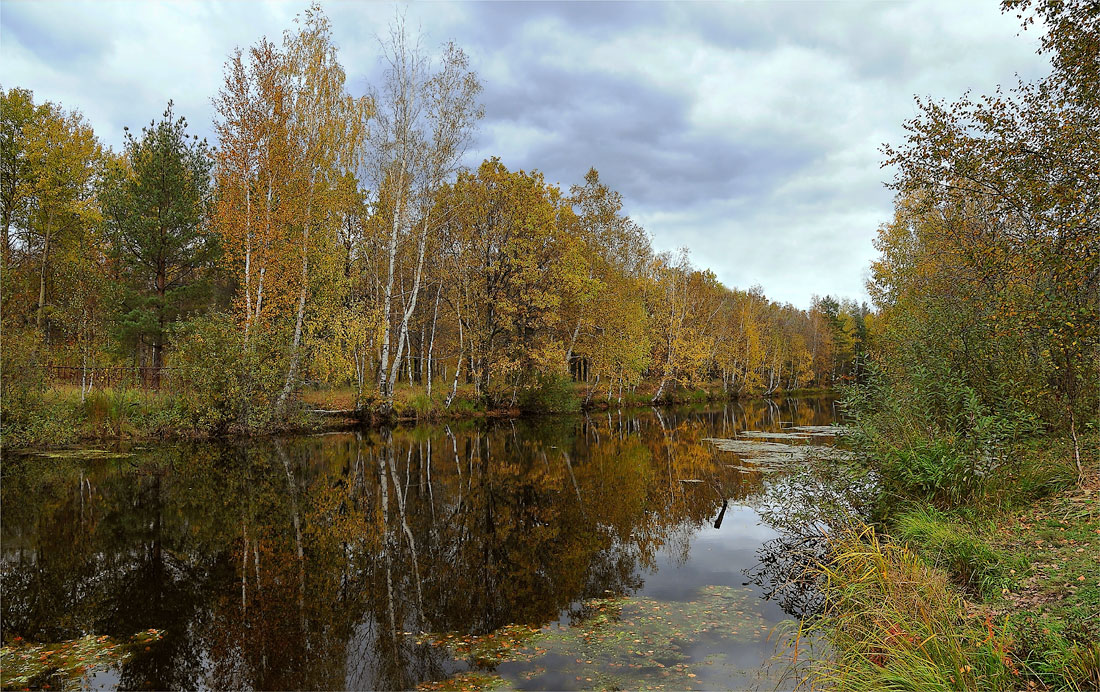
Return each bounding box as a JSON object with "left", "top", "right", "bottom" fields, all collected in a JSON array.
[
  {"left": 212, "top": 39, "right": 291, "bottom": 335},
  {"left": 212, "top": 4, "right": 370, "bottom": 407},
  {"left": 880, "top": 0, "right": 1100, "bottom": 476},
  {"left": 0, "top": 92, "right": 102, "bottom": 335},
  {"left": 1, "top": 87, "right": 36, "bottom": 271},
  {"left": 436, "top": 159, "right": 570, "bottom": 404},
  {"left": 276, "top": 5, "right": 371, "bottom": 405},
  {"left": 563, "top": 168, "right": 653, "bottom": 397},
  {"left": 647, "top": 250, "right": 698, "bottom": 401}
]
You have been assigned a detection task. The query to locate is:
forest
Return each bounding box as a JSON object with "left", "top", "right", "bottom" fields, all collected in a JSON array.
[{"left": 0, "top": 7, "right": 869, "bottom": 447}]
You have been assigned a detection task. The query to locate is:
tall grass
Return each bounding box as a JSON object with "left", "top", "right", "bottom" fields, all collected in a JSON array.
[{"left": 796, "top": 524, "right": 1021, "bottom": 691}]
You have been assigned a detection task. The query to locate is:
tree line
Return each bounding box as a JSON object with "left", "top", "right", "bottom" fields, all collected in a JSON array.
[
  {"left": 854, "top": 0, "right": 1098, "bottom": 481},
  {"left": 1, "top": 6, "right": 866, "bottom": 431}
]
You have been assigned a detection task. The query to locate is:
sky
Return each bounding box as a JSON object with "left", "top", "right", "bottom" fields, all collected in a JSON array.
[{"left": 0, "top": 0, "right": 1052, "bottom": 308}]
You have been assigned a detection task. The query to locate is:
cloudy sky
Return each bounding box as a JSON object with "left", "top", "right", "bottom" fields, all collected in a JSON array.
[{"left": 1, "top": 0, "right": 1051, "bottom": 307}]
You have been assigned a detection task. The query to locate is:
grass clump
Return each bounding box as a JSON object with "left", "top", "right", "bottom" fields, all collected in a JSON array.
[
  {"left": 893, "top": 506, "right": 1021, "bottom": 600},
  {"left": 519, "top": 373, "right": 580, "bottom": 414},
  {"left": 799, "top": 524, "right": 1022, "bottom": 691}
]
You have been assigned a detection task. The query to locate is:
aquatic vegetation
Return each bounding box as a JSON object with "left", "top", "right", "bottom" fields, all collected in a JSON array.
[
  {"left": 418, "top": 585, "right": 773, "bottom": 691},
  {"left": 416, "top": 671, "right": 509, "bottom": 691},
  {"left": 706, "top": 436, "right": 851, "bottom": 470},
  {"left": 790, "top": 425, "right": 846, "bottom": 437},
  {"left": 31, "top": 449, "right": 133, "bottom": 460},
  {"left": 0, "top": 629, "right": 164, "bottom": 690},
  {"left": 794, "top": 524, "right": 1021, "bottom": 691},
  {"left": 737, "top": 430, "right": 814, "bottom": 440},
  {"left": 416, "top": 624, "right": 546, "bottom": 667}
]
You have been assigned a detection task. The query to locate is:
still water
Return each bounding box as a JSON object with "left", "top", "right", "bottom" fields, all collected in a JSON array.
[{"left": 2, "top": 397, "right": 843, "bottom": 691}]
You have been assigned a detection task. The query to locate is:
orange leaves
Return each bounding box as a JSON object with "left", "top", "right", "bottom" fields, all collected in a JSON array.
[{"left": 212, "top": 5, "right": 366, "bottom": 336}]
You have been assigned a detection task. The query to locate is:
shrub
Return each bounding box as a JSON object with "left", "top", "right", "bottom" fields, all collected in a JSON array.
[
  {"left": 843, "top": 362, "right": 1038, "bottom": 508},
  {"left": 1, "top": 394, "right": 81, "bottom": 448},
  {"left": 519, "top": 372, "right": 580, "bottom": 414},
  {"left": 171, "top": 313, "right": 290, "bottom": 434}
]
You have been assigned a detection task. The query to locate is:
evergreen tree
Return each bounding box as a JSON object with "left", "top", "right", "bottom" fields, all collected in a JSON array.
[{"left": 102, "top": 102, "right": 217, "bottom": 371}]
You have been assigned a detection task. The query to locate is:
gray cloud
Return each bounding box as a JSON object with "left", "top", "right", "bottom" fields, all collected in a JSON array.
[{"left": 0, "top": 0, "right": 1052, "bottom": 307}]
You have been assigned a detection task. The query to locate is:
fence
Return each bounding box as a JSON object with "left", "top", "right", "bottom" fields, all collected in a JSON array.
[{"left": 39, "top": 365, "right": 180, "bottom": 391}]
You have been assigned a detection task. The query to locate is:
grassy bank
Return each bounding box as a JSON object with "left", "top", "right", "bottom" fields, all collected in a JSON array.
[
  {"left": 799, "top": 433, "right": 1099, "bottom": 691},
  {"left": 1, "top": 379, "right": 831, "bottom": 450},
  {"left": 0, "top": 385, "right": 314, "bottom": 449}
]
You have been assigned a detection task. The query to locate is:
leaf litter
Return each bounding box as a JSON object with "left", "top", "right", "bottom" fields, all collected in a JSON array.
[
  {"left": 1, "top": 629, "right": 164, "bottom": 690},
  {"left": 415, "top": 585, "right": 771, "bottom": 691}
]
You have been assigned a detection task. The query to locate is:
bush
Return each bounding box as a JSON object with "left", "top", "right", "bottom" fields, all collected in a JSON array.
[
  {"left": 1, "top": 394, "right": 82, "bottom": 448},
  {"left": 519, "top": 372, "right": 580, "bottom": 414},
  {"left": 171, "top": 313, "right": 290, "bottom": 434},
  {"left": 843, "top": 362, "right": 1038, "bottom": 508}
]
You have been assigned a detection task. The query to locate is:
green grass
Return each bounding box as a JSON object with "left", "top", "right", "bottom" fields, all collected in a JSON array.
[
  {"left": 797, "top": 432, "right": 1100, "bottom": 691},
  {"left": 894, "top": 506, "right": 1022, "bottom": 600},
  {"left": 993, "top": 474, "right": 1100, "bottom": 690},
  {"left": 1, "top": 386, "right": 188, "bottom": 448}
]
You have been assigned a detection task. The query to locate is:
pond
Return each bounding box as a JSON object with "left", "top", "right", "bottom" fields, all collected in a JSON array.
[{"left": 1, "top": 396, "right": 852, "bottom": 691}]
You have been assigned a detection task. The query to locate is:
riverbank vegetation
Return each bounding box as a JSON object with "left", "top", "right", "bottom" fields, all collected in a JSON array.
[
  {"left": 0, "top": 6, "right": 867, "bottom": 449},
  {"left": 795, "top": 1, "right": 1100, "bottom": 689}
]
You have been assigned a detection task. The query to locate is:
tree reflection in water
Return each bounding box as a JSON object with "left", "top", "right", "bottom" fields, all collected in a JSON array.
[{"left": 1, "top": 397, "right": 843, "bottom": 690}]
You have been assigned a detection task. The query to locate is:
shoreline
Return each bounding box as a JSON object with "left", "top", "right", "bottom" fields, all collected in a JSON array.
[
  {"left": 2, "top": 386, "right": 837, "bottom": 454},
  {"left": 794, "top": 432, "right": 1099, "bottom": 691}
]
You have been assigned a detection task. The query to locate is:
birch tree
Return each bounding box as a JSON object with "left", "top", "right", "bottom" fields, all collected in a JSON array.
[
  {"left": 276, "top": 5, "right": 371, "bottom": 406},
  {"left": 364, "top": 18, "right": 483, "bottom": 403}
]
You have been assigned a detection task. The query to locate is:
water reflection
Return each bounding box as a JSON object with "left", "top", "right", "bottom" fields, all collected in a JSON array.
[{"left": 2, "top": 397, "right": 839, "bottom": 690}]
